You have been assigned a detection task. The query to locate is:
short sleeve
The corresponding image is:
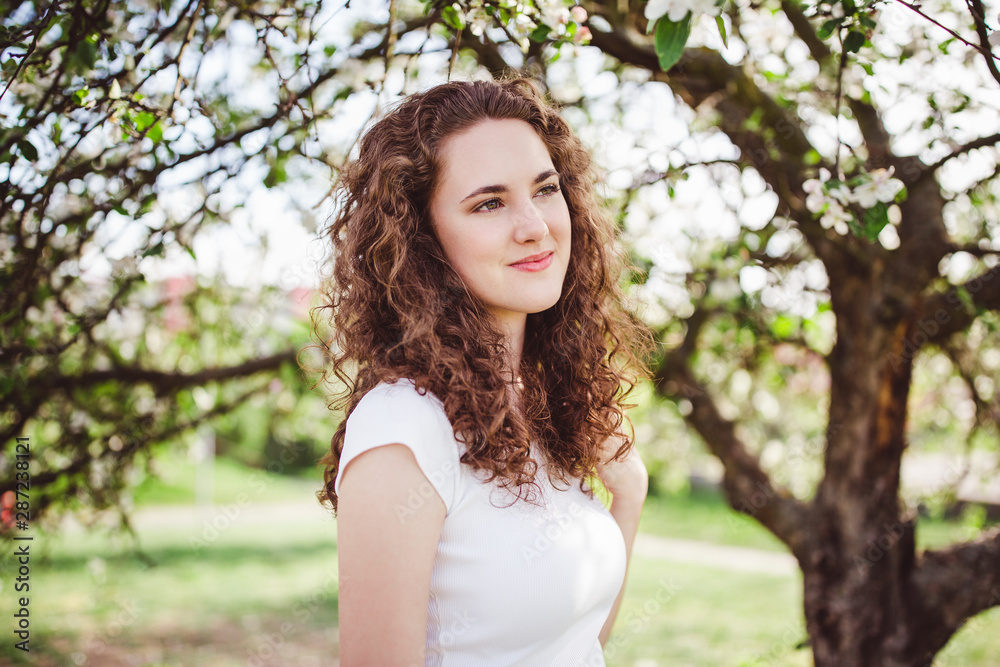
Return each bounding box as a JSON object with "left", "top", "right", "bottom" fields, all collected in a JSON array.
[{"left": 334, "top": 379, "right": 461, "bottom": 513}]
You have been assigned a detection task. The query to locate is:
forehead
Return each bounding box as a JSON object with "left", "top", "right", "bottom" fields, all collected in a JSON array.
[{"left": 435, "top": 119, "right": 554, "bottom": 191}]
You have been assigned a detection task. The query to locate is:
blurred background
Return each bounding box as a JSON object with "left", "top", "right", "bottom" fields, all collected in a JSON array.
[{"left": 2, "top": 0, "right": 1000, "bottom": 665}]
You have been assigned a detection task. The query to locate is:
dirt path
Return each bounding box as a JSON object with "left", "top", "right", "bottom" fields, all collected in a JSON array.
[{"left": 100, "top": 499, "right": 797, "bottom": 576}]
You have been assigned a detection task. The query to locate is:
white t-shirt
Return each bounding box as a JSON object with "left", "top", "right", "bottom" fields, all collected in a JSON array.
[{"left": 334, "top": 379, "right": 626, "bottom": 667}]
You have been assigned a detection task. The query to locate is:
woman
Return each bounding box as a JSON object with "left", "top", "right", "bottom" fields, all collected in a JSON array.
[{"left": 316, "top": 77, "right": 652, "bottom": 666}]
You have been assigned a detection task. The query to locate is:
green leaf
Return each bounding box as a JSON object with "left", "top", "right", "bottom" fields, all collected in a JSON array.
[
  {"left": 134, "top": 111, "right": 156, "bottom": 132},
  {"left": 847, "top": 214, "right": 864, "bottom": 239},
  {"left": 955, "top": 286, "right": 973, "bottom": 310},
  {"left": 68, "top": 36, "right": 98, "bottom": 73},
  {"left": 146, "top": 121, "right": 163, "bottom": 143},
  {"left": 859, "top": 61, "right": 874, "bottom": 76},
  {"left": 147, "top": 121, "right": 163, "bottom": 143},
  {"left": 817, "top": 18, "right": 842, "bottom": 40},
  {"left": 440, "top": 5, "right": 463, "bottom": 30},
  {"left": 16, "top": 139, "right": 38, "bottom": 161},
  {"left": 654, "top": 14, "right": 691, "bottom": 72},
  {"left": 861, "top": 202, "right": 889, "bottom": 241},
  {"left": 133, "top": 111, "right": 162, "bottom": 142},
  {"left": 744, "top": 107, "right": 764, "bottom": 132},
  {"left": 842, "top": 0, "right": 856, "bottom": 15},
  {"left": 715, "top": 15, "right": 728, "bottom": 48},
  {"left": 142, "top": 241, "right": 165, "bottom": 258},
  {"left": 771, "top": 314, "right": 799, "bottom": 339},
  {"left": 843, "top": 30, "right": 865, "bottom": 53},
  {"left": 264, "top": 163, "right": 287, "bottom": 187},
  {"left": 529, "top": 24, "right": 552, "bottom": 43}
]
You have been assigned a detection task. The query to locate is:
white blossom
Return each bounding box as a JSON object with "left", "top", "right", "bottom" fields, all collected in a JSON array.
[
  {"left": 820, "top": 200, "right": 852, "bottom": 235},
  {"left": 467, "top": 6, "right": 490, "bottom": 36},
  {"left": 851, "top": 167, "right": 904, "bottom": 208},
  {"left": 828, "top": 182, "right": 852, "bottom": 205},
  {"left": 645, "top": 0, "right": 720, "bottom": 24},
  {"left": 538, "top": 0, "right": 569, "bottom": 26},
  {"left": 803, "top": 178, "right": 826, "bottom": 213}
]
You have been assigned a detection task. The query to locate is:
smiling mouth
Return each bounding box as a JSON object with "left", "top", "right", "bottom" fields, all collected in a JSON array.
[{"left": 510, "top": 251, "right": 554, "bottom": 271}]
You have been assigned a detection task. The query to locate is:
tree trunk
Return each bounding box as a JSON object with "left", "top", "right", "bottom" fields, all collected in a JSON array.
[{"left": 803, "top": 260, "right": 923, "bottom": 665}]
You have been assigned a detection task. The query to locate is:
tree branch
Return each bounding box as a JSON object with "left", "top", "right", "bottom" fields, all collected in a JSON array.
[
  {"left": 70, "top": 350, "right": 298, "bottom": 396},
  {"left": 912, "top": 132, "right": 1000, "bottom": 185},
  {"left": 911, "top": 526, "right": 1000, "bottom": 651},
  {"left": 966, "top": 0, "right": 1000, "bottom": 87},
  {"left": 891, "top": 0, "right": 1000, "bottom": 69},
  {"left": 651, "top": 310, "right": 813, "bottom": 560},
  {"left": 921, "top": 264, "right": 1000, "bottom": 346},
  {"left": 780, "top": 0, "right": 831, "bottom": 63}
]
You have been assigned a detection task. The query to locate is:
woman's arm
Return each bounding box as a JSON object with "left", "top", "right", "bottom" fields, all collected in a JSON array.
[
  {"left": 337, "top": 443, "right": 447, "bottom": 666},
  {"left": 596, "top": 439, "right": 649, "bottom": 647}
]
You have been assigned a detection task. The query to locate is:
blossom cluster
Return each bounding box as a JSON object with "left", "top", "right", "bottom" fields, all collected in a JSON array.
[
  {"left": 455, "top": 1, "right": 590, "bottom": 50},
  {"left": 802, "top": 167, "right": 904, "bottom": 235},
  {"left": 644, "top": 0, "right": 721, "bottom": 24}
]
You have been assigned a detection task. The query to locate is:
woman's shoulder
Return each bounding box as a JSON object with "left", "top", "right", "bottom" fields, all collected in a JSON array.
[
  {"left": 352, "top": 378, "right": 449, "bottom": 423},
  {"left": 337, "top": 377, "right": 463, "bottom": 508},
  {"left": 346, "top": 377, "right": 459, "bottom": 452}
]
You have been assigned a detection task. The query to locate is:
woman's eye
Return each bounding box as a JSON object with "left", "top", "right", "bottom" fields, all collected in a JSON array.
[
  {"left": 536, "top": 184, "right": 560, "bottom": 197},
  {"left": 474, "top": 198, "right": 502, "bottom": 212}
]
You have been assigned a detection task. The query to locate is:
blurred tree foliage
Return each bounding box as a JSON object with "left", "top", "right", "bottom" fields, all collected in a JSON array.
[
  {"left": 3, "top": 0, "right": 1000, "bottom": 662},
  {"left": 0, "top": 0, "right": 344, "bottom": 525}
]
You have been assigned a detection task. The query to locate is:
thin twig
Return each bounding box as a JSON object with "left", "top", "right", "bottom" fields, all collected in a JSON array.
[
  {"left": 386, "top": 0, "right": 399, "bottom": 65},
  {"left": 0, "top": 3, "right": 53, "bottom": 103},
  {"left": 448, "top": 26, "right": 462, "bottom": 81},
  {"left": 919, "top": 132, "right": 1000, "bottom": 179},
  {"left": 833, "top": 30, "right": 848, "bottom": 178},
  {"left": 965, "top": 0, "right": 1000, "bottom": 87},
  {"left": 891, "top": 0, "right": 1000, "bottom": 64}
]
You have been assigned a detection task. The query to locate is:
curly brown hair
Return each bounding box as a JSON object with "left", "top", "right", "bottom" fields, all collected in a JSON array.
[{"left": 313, "top": 77, "right": 652, "bottom": 513}]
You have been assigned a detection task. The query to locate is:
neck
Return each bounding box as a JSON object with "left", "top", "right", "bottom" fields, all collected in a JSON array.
[
  {"left": 492, "top": 312, "right": 526, "bottom": 416},
  {"left": 494, "top": 312, "right": 526, "bottom": 382}
]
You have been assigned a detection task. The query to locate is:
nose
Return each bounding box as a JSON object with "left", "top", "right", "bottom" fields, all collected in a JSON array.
[{"left": 512, "top": 199, "right": 549, "bottom": 244}]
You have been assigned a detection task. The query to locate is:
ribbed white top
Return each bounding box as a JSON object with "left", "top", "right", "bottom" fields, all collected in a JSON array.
[{"left": 334, "top": 379, "right": 625, "bottom": 667}]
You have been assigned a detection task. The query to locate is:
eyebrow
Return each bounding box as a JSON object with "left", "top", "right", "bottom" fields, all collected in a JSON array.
[{"left": 459, "top": 169, "right": 559, "bottom": 203}]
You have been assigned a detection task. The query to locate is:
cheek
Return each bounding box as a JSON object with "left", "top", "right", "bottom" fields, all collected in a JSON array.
[{"left": 437, "top": 223, "right": 496, "bottom": 274}]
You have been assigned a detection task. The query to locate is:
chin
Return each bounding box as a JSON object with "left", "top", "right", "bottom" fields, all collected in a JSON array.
[{"left": 522, "top": 295, "right": 564, "bottom": 315}]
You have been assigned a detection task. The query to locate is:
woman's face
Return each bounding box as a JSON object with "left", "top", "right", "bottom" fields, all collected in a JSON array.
[{"left": 429, "top": 119, "right": 572, "bottom": 329}]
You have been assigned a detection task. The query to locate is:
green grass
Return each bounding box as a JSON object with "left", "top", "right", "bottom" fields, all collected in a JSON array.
[
  {"left": 130, "top": 446, "right": 322, "bottom": 506},
  {"left": 0, "top": 513, "right": 339, "bottom": 666},
  {"left": 609, "top": 558, "right": 810, "bottom": 666},
  {"left": 639, "top": 485, "right": 998, "bottom": 554},
  {"left": 4, "top": 455, "right": 999, "bottom": 666}
]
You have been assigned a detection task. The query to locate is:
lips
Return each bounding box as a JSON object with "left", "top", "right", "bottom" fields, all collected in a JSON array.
[
  {"left": 509, "top": 250, "right": 555, "bottom": 273},
  {"left": 511, "top": 250, "right": 554, "bottom": 266}
]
